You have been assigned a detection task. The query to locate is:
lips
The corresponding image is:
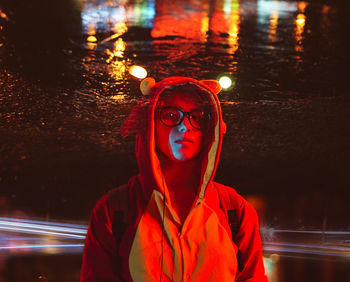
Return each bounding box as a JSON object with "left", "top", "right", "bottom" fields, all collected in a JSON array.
[{"left": 175, "top": 138, "right": 193, "bottom": 144}]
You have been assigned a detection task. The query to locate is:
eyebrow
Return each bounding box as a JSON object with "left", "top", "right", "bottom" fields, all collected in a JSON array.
[{"left": 161, "top": 105, "right": 206, "bottom": 112}]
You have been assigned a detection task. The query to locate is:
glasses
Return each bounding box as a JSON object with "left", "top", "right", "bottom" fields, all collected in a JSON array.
[{"left": 158, "top": 106, "right": 211, "bottom": 129}]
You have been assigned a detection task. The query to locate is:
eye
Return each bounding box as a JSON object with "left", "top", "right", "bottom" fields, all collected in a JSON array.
[
  {"left": 165, "top": 112, "right": 175, "bottom": 118},
  {"left": 189, "top": 110, "right": 209, "bottom": 129},
  {"left": 190, "top": 111, "right": 206, "bottom": 121},
  {"left": 161, "top": 108, "right": 181, "bottom": 124}
]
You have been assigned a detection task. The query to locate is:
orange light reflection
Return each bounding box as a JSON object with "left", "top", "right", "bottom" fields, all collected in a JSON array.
[
  {"left": 209, "top": 0, "right": 240, "bottom": 54},
  {"left": 0, "top": 9, "right": 9, "bottom": 21},
  {"left": 87, "top": 22, "right": 97, "bottom": 50},
  {"left": 110, "top": 94, "right": 127, "bottom": 102},
  {"left": 297, "top": 1, "right": 308, "bottom": 14},
  {"left": 228, "top": 1, "right": 240, "bottom": 54},
  {"left": 268, "top": 11, "right": 278, "bottom": 44},
  {"left": 295, "top": 13, "right": 306, "bottom": 53},
  {"left": 322, "top": 4, "right": 331, "bottom": 15},
  {"left": 87, "top": 35, "right": 97, "bottom": 42},
  {"left": 152, "top": 13, "right": 208, "bottom": 42},
  {"left": 106, "top": 38, "right": 127, "bottom": 80},
  {"left": 294, "top": 1, "right": 308, "bottom": 53}
]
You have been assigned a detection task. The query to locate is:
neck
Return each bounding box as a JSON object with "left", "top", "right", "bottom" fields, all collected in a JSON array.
[
  {"left": 158, "top": 153, "right": 203, "bottom": 223},
  {"left": 158, "top": 154, "right": 202, "bottom": 192}
]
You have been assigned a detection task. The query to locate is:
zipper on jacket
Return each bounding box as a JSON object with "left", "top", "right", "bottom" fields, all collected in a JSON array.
[{"left": 177, "top": 228, "right": 185, "bottom": 282}]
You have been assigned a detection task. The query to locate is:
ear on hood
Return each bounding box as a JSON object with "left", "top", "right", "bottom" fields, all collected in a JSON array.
[
  {"left": 140, "top": 77, "right": 156, "bottom": 96},
  {"left": 200, "top": 80, "right": 222, "bottom": 95}
]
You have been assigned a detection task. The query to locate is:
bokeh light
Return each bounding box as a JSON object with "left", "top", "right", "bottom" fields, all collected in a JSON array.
[
  {"left": 218, "top": 76, "right": 233, "bottom": 89},
  {"left": 129, "top": 65, "right": 148, "bottom": 79}
]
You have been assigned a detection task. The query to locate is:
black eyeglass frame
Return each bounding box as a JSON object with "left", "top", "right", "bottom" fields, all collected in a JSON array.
[{"left": 158, "top": 106, "right": 211, "bottom": 130}]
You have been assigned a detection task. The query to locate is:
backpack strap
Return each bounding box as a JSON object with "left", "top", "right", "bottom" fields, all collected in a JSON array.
[
  {"left": 216, "top": 184, "right": 244, "bottom": 272},
  {"left": 107, "top": 184, "right": 129, "bottom": 245}
]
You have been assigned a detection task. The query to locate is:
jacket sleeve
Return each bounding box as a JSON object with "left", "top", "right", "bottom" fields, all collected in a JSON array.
[
  {"left": 235, "top": 201, "right": 268, "bottom": 282},
  {"left": 80, "top": 195, "right": 123, "bottom": 282}
]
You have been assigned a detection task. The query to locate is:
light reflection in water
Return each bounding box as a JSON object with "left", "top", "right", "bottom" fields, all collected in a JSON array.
[
  {"left": 152, "top": 2, "right": 208, "bottom": 41},
  {"left": 87, "top": 35, "right": 97, "bottom": 42},
  {"left": 200, "top": 13, "right": 209, "bottom": 37},
  {"left": 209, "top": 0, "right": 240, "bottom": 54},
  {"left": 257, "top": 0, "right": 297, "bottom": 53},
  {"left": 295, "top": 1, "right": 308, "bottom": 53},
  {"left": 87, "top": 21, "right": 97, "bottom": 50},
  {"left": 106, "top": 38, "right": 127, "bottom": 80},
  {"left": 321, "top": 4, "right": 332, "bottom": 34},
  {"left": 0, "top": 9, "right": 9, "bottom": 21},
  {"left": 81, "top": 0, "right": 155, "bottom": 32},
  {"left": 81, "top": 0, "right": 132, "bottom": 99},
  {"left": 109, "top": 94, "right": 128, "bottom": 102},
  {"left": 268, "top": 10, "right": 278, "bottom": 45},
  {"left": 228, "top": 0, "right": 240, "bottom": 53},
  {"left": 257, "top": 0, "right": 297, "bottom": 22},
  {"left": 297, "top": 1, "right": 308, "bottom": 14}
]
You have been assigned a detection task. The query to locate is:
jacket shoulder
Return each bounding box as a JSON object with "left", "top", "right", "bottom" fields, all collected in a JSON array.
[
  {"left": 213, "top": 182, "right": 245, "bottom": 208},
  {"left": 213, "top": 182, "right": 258, "bottom": 220},
  {"left": 107, "top": 183, "right": 129, "bottom": 219},
  {"left": 213, "top": 183, "right": 266, "bottom": 281}
]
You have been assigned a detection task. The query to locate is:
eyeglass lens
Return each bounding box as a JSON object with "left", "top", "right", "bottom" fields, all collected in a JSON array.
[{"left": 160, "top": 107, "right": 209, "bottom": 129}]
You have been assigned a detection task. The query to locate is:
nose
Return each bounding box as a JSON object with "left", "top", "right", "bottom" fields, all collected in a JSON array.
[{"left": 177, "top": 116, "right": 192, "bottom": 133}]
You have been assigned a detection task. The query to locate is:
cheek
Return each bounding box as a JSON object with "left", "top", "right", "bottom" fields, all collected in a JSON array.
[
  {"left": 155, "top": 121, "right": 172, "bottom": 154},
  {"left": 196, "top": 134, "right": 204, "bottom": 153}
]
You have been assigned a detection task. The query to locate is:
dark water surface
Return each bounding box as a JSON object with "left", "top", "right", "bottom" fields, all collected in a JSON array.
[{"left": 1, "top": 0, "right": 350, "bottom": 280}]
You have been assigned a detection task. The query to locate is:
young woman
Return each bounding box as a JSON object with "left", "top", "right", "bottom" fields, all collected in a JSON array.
[{"left": 81, "top": 77, "right": 267, "bottom": 281}]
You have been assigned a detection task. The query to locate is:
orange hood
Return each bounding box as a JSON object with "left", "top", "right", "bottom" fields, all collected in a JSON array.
[{"left": 121, "top": 77, "right": 226, "bottom": 205}]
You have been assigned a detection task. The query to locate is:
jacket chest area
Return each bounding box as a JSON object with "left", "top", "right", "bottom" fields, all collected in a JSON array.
[{"left": 128, "top": 191, "right": 238, "bottom": 281}]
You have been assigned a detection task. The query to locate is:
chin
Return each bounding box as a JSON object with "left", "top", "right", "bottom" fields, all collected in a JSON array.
[{"left": 172, "top": 151, "right": 197, "bottom": 162}]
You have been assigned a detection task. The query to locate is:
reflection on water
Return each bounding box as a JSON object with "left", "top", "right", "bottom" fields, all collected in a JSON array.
[
  {"left": 106, "top": 38, "right": 127, "bottom": 80},
  {"left": 152, "top": 0, "right": 208, "bottom": 41},
  {"left": 208, "top": 0, "right": 240, "bottom": 54},
  {"left": 81, "top": 0, "right": 155, "bottom": 33},
  {"left": 268, "top": 9, "right": 278, "bottom": 45},
  {"left": 74, "top": 0, "right": 347, "bottom": 97},
  {"left": 0, "top": 0, "right": 345, "bottom": 95},
  {"left": 295, "top": 1, "right": 307, "bottom": 53}
]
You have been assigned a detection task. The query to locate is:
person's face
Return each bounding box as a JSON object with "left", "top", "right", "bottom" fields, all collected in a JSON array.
[{"left": 155, "top": 91, "right": 208, "bottom": 162}]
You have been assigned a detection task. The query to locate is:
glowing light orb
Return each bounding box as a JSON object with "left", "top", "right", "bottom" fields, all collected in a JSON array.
[
  {"left": 218, "top": 76, "right": 232, "bottom": 89},
  {"left": 129, "top": 65, "right": 147, "bottom": 79},
  {"left": 87, "top": 36, "right": 97, "bottom": 42}
]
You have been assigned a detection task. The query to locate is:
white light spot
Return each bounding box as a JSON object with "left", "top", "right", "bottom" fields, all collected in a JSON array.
[
  {"left": 129, "top": 65, "right": 147, "bottom": 79},
  {"left": 219, "top": 76, "right": 232, "bottom": 89}
]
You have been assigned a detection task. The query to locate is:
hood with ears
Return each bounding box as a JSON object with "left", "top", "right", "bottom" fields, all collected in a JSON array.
[{"left": 121, "top": 76, "right": 226, "bottom": 205}]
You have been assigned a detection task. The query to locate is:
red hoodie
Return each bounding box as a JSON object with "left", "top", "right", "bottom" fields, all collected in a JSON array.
[{"left": 81, "top": 77, "right": 268, "bottom": 281}]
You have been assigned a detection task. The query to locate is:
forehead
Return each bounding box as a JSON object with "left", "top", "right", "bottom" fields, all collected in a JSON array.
[{"left": 158, "top": 89, "right": 205, "bottom": 110}]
